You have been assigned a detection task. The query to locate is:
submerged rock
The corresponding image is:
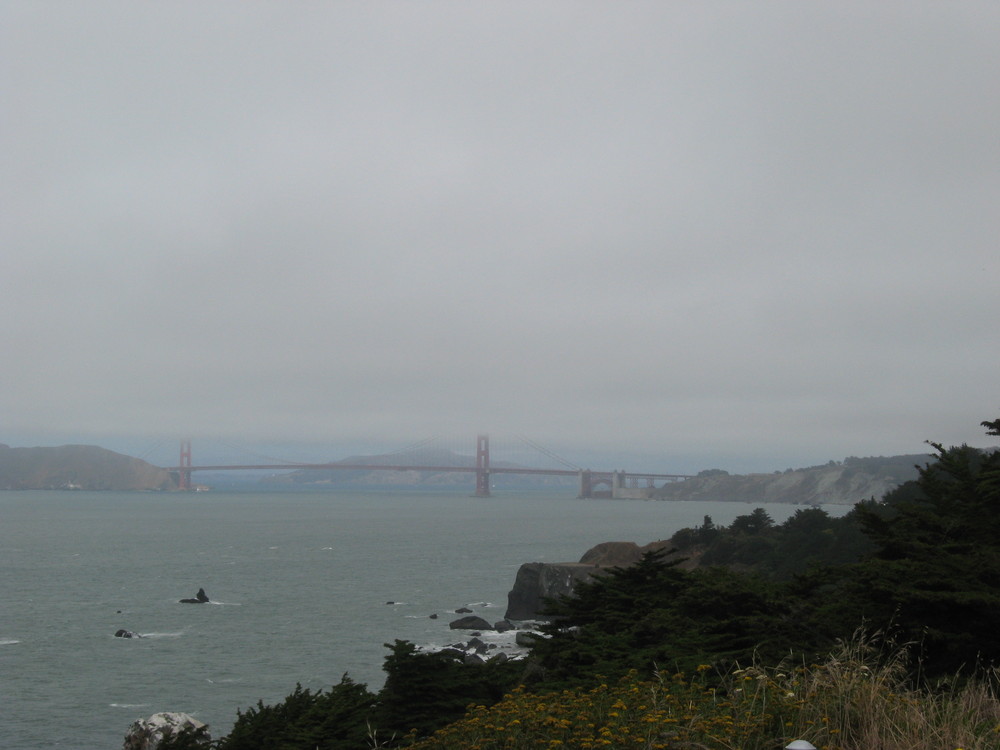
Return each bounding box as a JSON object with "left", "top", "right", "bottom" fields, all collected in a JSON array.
[{"left": 115, "top": 629, "right": 141, "bottom": 639}]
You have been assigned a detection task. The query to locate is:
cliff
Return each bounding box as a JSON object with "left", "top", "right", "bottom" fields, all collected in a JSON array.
[
  {"left": 654, "top": 454, "right": 931, "bottom": 505},
  {"left": 0, "top": 444, "right": 175, "bottom": 491},
  {"left": 505, "top": 540, "right": 682, "bottom": 620}
]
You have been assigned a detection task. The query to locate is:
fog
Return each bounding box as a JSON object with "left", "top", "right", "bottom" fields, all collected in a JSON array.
[{"left": 3, "top": 2, "right": 998, "bottom": 473}]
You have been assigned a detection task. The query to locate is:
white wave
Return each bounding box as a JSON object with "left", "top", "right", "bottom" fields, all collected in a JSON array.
[
  {"left": 110, "top": 703, "right": 150, "bottom": 709},
  {"left": 139, "top": 630, "right": 185, "bottom": 639},
  {"left": 206, "top": 677, "right": 243, "bottom": 684},
  {"left": 209, "top": 600, "right": 241, "bottom": 606},
  {"left": 0, "top": 638, "right": 20, "bottom": 645}
]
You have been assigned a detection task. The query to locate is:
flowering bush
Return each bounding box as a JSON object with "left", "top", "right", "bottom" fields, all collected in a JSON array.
[{"left": 407, "top": 635, "right": 1000, "bottom": 750}]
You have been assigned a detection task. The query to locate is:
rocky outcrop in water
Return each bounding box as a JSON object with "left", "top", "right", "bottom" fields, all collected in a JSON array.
[
  {"left": 179, "top": 588, "right": 210, "bottom": 604},
  {"left": 123, "top": 712, "right": 210, "bottom": 750},
  {"left": 449, "top": 615, "right": 493, "bottom": 630},
  {"left": 505, "top": 541, "right": 676, "bottom": 620},
  {"left": 505, "top": 561, "right": 602, "bottom": 620}
]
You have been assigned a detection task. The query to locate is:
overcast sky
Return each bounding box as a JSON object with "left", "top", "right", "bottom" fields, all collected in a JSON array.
[{"left": 2, "top": 2, "right": 998, "bottom": 473}]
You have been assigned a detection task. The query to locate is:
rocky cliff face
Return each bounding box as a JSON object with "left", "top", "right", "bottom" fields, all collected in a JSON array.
[
  {"left": 505, "top": 562, "right": 601, "bottom": 620},
  {"left": 505, "top": 540, "right": 679, "bottom": 620},
  {"left": 654, "top": 454, "right": 931, "bottom": 505},
  {"left": 0, "top": 444, "right": 175, "bottom": 491}
]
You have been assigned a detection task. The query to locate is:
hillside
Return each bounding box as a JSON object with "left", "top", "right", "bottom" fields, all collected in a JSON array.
[
  {"left": 654, "top": 453, "right": 932, "bottom": 505},
  {"left": 0, "top": 444, "right": 175, "bottom": 491}
]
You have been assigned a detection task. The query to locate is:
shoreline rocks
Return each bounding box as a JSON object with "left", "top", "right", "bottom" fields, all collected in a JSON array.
[
  {"left": 123, "top": 712, "right": 210, "bottom": 750},
  {"left": 449, "top": 614, "right": 493, "bottom": 631}
]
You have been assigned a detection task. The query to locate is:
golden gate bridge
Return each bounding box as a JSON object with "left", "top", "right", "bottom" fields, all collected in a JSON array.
[{"left": 167, "top": 435, "right": 692, "bottom": 498}]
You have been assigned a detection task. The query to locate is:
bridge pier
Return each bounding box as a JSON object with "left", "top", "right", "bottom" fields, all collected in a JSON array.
[
  {"left": 475, "top": 434, "right": 491, "bottom": 497},
  {"left": 177, "top": 440, "right": 192, "bottom": 491},
  {"left": 611, "top": 470, "right": 658, "bottom": 499},
  {"left": 612, "top": 470, "right": 623, "bottom": 495}
]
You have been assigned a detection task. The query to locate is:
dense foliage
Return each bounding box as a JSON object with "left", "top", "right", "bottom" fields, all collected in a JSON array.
[
  {"left": 167, "top": 417, "right": 1000, "bottom": 749},
  {"left": 214, "top": 676, "right": 376, "bottom": 750},
  {"left": 669, "top": 505, "right": 874, "bottom": 578},
  {"left": 377, "top": 640, "right": 521, "bottom": 737},
  {"left": 528, "top": 551, "right": 795, "bottom": 687}
]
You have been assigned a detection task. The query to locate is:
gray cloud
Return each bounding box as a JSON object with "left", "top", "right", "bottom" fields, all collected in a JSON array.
[{"left": 3, "top": 2, "right": 998, "bottom": 472}]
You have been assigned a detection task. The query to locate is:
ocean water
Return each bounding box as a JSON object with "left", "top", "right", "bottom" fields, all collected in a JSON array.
[{"left": 0, "top": 489, "right": 826, "bottom": 749}]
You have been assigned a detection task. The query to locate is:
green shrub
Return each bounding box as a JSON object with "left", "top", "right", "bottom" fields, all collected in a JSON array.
[{"left": 214, "top": 675, "right": 376, "bottom": 750}]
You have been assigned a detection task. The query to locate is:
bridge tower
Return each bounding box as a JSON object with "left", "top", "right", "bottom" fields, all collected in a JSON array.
[
  {"left": 475, "top": 434, "right": 491, "bottom": 497},
  {"left": 178, "top": 440, "right": 192, "bottom": 491}
]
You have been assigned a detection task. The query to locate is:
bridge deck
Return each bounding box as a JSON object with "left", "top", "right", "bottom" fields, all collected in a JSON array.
[{"left": 166, "top": 463, "right": 691, "bottom": 480}]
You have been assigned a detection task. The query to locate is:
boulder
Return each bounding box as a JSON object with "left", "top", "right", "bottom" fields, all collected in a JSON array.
[
  {"left": 123, "top": 712, "right": 210, "bottom": 750},
  {"left": 515, "top": 631, "right": 544, "bottom": 647},
  {"left": 494, "top": 619, "right": 515, "bottom": 632},
  {"left": 115, "top": 629, "right": 141, "bottom": 639},
  {"left": 449, "top": 615, "right": 493, "bottom": 631}
]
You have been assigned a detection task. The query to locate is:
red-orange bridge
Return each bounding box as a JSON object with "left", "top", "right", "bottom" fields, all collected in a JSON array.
[{"left": 168, "top": 435, "right": 693, "bottom": 498}]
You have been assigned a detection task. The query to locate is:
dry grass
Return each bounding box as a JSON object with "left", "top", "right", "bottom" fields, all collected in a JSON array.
[
  {"left": 405, "top": 631, "right": 1000, "bottom": 750},
  {"left": 765, "top": 630, "right": 1000, "bottom": 750}
]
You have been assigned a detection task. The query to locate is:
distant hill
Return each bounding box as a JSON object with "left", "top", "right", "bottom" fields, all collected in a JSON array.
[
  {"left": 261, "top": 446, "right": 574, "bottom": 489},
  {"left": 0, "top": 444, "right": 174, "bottom": 491},
  {"left": 654, "top": 454, "right": 933, "bottom": 505}
]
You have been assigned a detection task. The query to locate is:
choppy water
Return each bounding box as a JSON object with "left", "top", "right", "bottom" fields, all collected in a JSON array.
[{"left": 0, "top": 489, "right": 823, "bottom": 748}]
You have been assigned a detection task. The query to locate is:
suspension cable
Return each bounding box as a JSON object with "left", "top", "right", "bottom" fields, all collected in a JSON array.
[{"left": 514, "top": 434, "right": 580, "bottom": 470}]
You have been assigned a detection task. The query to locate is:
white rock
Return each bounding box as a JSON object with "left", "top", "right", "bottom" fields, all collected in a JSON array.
[{"left": 123, "top": 712, "right": 210, "bottom": 750}]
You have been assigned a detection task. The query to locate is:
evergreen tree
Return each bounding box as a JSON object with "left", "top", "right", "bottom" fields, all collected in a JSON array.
[
  {"left": 529, "top": 550, "right": 793, "bottom": 686},
  {"left": 821, "top": 421, "right": 1000, "bottom": 674},
  {"left": 213, "top": 676, "right": 376, "bottom": 750},
  {"left": 376, "top": 640, "right": 519, "bottom": 739}
]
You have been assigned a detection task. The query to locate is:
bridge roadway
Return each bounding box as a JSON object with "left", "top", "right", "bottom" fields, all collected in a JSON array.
[{"left": 167, "top": 462, "right": 692, "bottom": 499}]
